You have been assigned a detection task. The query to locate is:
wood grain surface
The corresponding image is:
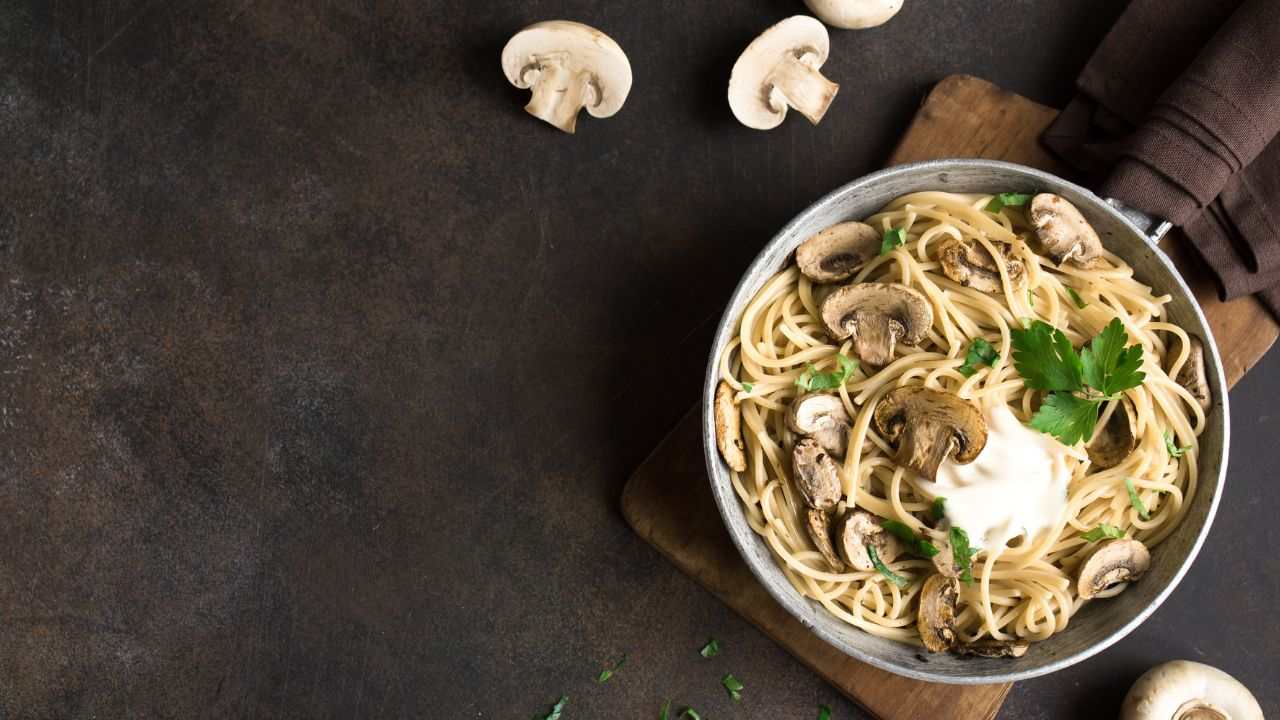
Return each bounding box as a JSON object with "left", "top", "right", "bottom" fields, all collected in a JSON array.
[{"left": 621, "top": 74, "right": 1277, "bottom": 720}]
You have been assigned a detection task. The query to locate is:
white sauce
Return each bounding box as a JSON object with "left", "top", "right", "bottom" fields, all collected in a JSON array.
[{"left": 918, "top": 403, "right": 1072, "bottom": 550}]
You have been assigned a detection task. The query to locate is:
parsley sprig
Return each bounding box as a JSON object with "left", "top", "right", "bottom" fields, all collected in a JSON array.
[
  {"left": 1011, "top": 318, "right": 1145, "bottom": 445},
  {"left": 958, "top": 338, "right": 998, "bottom": 377},
  {"left": 795, "top": 355, "right": 858, "bottom": 392}
]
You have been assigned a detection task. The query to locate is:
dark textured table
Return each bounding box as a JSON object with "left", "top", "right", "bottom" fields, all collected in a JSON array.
[{"left": 1, "top": 2, "right": 1275, "bottom": 718}]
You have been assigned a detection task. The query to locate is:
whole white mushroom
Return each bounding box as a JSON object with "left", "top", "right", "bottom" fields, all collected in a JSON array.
[
  {"left": 1121, "top": 660, "right": 1263, "bottom": 720},
  {"left": 804, "top": 0, "right": 903, "bottom": 29},
  {"left": 500, "top": 21, "right": 632, "bottom": 134},
  {"left": 728, "top": 16, "right": 839, "bottom": 130}
]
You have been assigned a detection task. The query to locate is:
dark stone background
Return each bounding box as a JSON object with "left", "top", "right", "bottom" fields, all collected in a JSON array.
[{"left": 0, "top": 1, "right": 1275, "bottom": 718}]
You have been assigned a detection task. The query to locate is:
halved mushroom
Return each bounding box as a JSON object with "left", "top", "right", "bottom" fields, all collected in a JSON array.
[
  {"left": 1173, "top": 335, "right": 1212, "bottom": 410},
  {"left": 715, "top": 381, "right": 747, "bottom": 472},
  {"left": 820, "top": 283, "right": 933, "bottom": 367},
  {"left": 835, "top": 510, "right": 903, "bottom": 571},
  {"left": 806, "top": 508, "right": 845, "bottom": 571},
  {"left": 931, "top": 543, "right": 961, "bottom": 579},
  {"left": 937, "top": 237, "right": 1026, "bottom": 293},
  {"left": 804, "top": 0, "right": 904, "bottom": 29},
  {"left": 873, "top": 386, "right": 988, "bottom": 481},
  {"left": 1076, "top": 538, "right": 1150, "bottom": 599},
  {"left": 796, "top": 221, "right": 882, "bottom": 283},
  {"left": 1028, "top": 193, "right": 1106, "bottom": 268},
  {"left": 1121, "top": 660, "right": 1263, "bottom": 720},
  {"left": 953, "top": 639, "right": 1030, "bottom": 659},
  {"left": 1087, "top": 397, "right": 1137, "bottom": 468},
  {"left": 792, "top": 438, "right": 842, "bottom": 510},
  {"left": 728, "top": 16, "right": 839, "bottom": 130},
  {"left": 787, "top": 392, "right": 852, "bottom": 458},
  {"left": 500, "top": 21, "right": 633, "bottom": 134},
  {"left": 917, "top": 573, "right": 959, "bottom": 653}
]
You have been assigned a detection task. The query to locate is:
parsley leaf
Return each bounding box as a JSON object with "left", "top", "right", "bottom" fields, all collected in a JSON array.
[
  {"left": 795, "top": 355, "right": 858, "bottom": 392},
  {"left": 536, "top": 695, "right": 568, "bottom": 720},
  {"left": 722, "top": 674, "right": 744, "bottom": 701},
  {"left": 1027, "top": 289, "right": 1035, "bottom": 308},
  {"left": 986, "top": 192, "right": 1034, "bottom": 213},
  {"left": 949, "top": 527, "right": 977, "bottom": 584},
  {"left": 881, "top": 520, "right": 940, "bottom": 558},
  {"left": 867, "top": 544, "right": 909, "bottom": 588},
  {"left": 596, "top": 654, "right": 626, "bottom": 684},
  {"left": 1081, "top": 318, "right": 1145, "bottom": 396},
  {"left": 1029, "top": 392, "right": 1100, "bottom": 446},
  {"left": 699, "top": 639, "right": 720, "bottom": 658},
  {"left": 818, "top": 705, "right": 833, "bottom": 720},
  {"left": 741, "top": 381, "right": 753, "bottom": 392},
  {"left": 1066, "top": 287, "right": 1088, "bottom": 309},
  {"left": 1081, "top": 524, "right": 1124, "bottom": 542},
  {"left": 1165, "top": 431, "right": 1190, "bottom": 458},
  {"left": 1011, "top": 320, "right": 1083, "bottom": 392},
  {"left": 880, "top": 227, "right": 906, "bottom": 255},
  {"left": 931, "top": 497, "right": 947, "bottom": 522},
  {"left": 958, "top": 338, "right": 998, "bottom": 377},
  {"left": 681, "top": 710, "right": 702, "bottom": 720},
  {"left": 660, "top": 699, "right": 671, "bottom": 720},
  {"left": 1125, "top": 478, "right": 1150, "bottom": 520}
]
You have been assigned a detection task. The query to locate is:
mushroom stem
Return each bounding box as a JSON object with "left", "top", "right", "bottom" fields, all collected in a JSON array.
[
  {"left": 523, "top": 61, "right": 593, "bottom": 134},
  {"left": 895, "top": 424, "right": 956, "bottom": 481},
  {"left": 767, "top": 52, "right": 838, "bottom": 125}
]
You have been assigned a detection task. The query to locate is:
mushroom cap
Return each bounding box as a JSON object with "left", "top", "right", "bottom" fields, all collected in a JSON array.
[
  {"left": 728, "top": 16, "right": 831, "bottom": 130},
  {"left": 835, "top": 510, "right": 902, "bottom": 571},
  {"left": 500, "top": 21, "right": 633, "bottom": 119},
  {"left": 954, "top": 639, "right": 1030, "bottom": 659},
  {"left": 917, "top": 573, "right": 959, "bottom": 652},
  {"left": 873, "top": 386, "right": 988, "bottom": 480},
  {"left": 806, "top": 508, "right": 845, "bottom": 571},
  {"left": 714, "top": 381, "right": 747, "bottom": 472},
  {"left": 796, "top": 221, "right": 882, "bottom": 283},
  {"left": 1173, "top": 335, "right": 1212, "bottom": 411},
  {"left": 937, "top": 237, "right": 1026, "bottom": 294},
  {"left": 804, "top": 0, "right": 904, "bottom": 29},
  {"left": 1121, "top": 660, "right": 1263, "bottom": 720},
  {"left": 1029, "top": 193, "right": 1106, "bottom": 268},
  {"left": 820, "top": 282, "right": 933, "bottom": 366},
  {"left": 787, "top": 392, "right": 852, "bottom": 458},
  {"left": 792, "top": 437, "right": 843, "bottom": 510},
  {"left": 1076, "top": 538, "right": 1150, "bottom": 599},
  {"left": 1087, "top": 397, "right": 1137, "bottom": 468}
]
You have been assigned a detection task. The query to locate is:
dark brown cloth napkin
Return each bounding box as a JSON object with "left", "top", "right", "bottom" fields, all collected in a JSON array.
[{"left": 1042, "top": 0, "right": 1280, "bottom": 319}]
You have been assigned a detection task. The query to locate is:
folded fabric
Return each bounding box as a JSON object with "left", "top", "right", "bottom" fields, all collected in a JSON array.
[{"left": 1042, "top": 0, "right": 1280, "bottom": 319}]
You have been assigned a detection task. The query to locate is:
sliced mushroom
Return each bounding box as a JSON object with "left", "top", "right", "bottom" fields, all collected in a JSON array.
[
  {"left": 937, "top": 237, "right": 1026, "bottom": 293},
  {"left": 820, "top": 283, "right": 933, "bottom": 367},
  {"left": 795, "top": 221, "right": 882, "bottom": 283},
  {"left": 931, "top": 543, "right": 960, "bottom": 579},
  {"left": 1028, "top": 193, "right": 1106, "bottom": 268},
  {"left": 835, "top": 510, "right": 903, "bottom": 571},
  {"left": 1121, "top": 660, "right": 1263, "bottom": 720},
  {"left": 1076, "top": 538, "right": 1150, "bottom": 599},
  {"left": 1087, "top": 397, "right": 1137, "bottom": 468},
  {"left": 1173, "top": 335, "right": 1212, "bottom": 410},
  {"left": 806, "top": 508, "right": 845, "bottom": 571},
  {"left": 873, "top": 386, "right": 988, "bottom": 481},
  {"left": 500, "top": 21, "right": 633, "bottom": 134},
  {"left": 787, "top": 392, "right": 852, "bottom": 458},
  {"left": 804, "top": 0, "right": 904, "bottom": 29},
  {"left": 917, "top": 573, "right": 959, "bottom": 653},
  {"left": 714, "top": 381, "right": 747, "bottom": 472},
  {"left": 953, "top": 639, "right": 1030, "bottom": 659},
  {"left": 728, "top": 16, "right": 839, "bottom": 130},
  {"left": 792, "top": 438, "right": 842, "bottom": 510}
]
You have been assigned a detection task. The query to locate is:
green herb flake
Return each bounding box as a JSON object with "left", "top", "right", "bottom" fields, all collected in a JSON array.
[
  {"left": 958, "top": 338, "right": 999, "bottom": 377},
  {"left": 986, "top": 192, "right": 1034, "bottom": 212},
  {"left": 795, "top": 355, "right": 858, "bottom": 392},
  {"left": 1027, "top": 289, "right": 1035, "bottom": 308},
  {"left": 722, "top": 674, "right": 744, "bottom": 702},
  {"left": 699, "top": 639, "right": 720, "bottom": 658},
  {"left": 949, "top": 527, "right": 977, "bottom": 584},
  {"left": 818, "top": 705, "right": 833, "bottom": 720},
  {"left": 867, "top": 544, "right": 910, "bottom": 588},
  {"left": 931, "top": 497, "right": 947, "bottom": 522},
  {"left": 880, "top": 227, "right": 907, "bottom": 255},
  {"left": 1165, "top": 430, "right": 1190, "bottom": 458},
  {"left": 880, "top": 519, "right": 940, "bottom": 558},
  {"left": 680, "top": 709, "right": 702, "bottom": 720},
  {"left": 660, "top": 699, "right": 671, "bottom": 720},
  {"left": 1066, "top": 287, "right": 1088, "bottom": 309},
  {"left": 536, "top": 695, "right": 568, "bottom": 720},
  {"left": 1081, "top": 524, "right": 1125, "bottom": 542},
  {"left": 1125, "top": 478, "right": 1150, "bottom": 520},
  {"left": 741, "top": 382, "right": 754, "bottom": 392},
  {"left": 596, "top": 654, "right": 627, "bottom": 684}
]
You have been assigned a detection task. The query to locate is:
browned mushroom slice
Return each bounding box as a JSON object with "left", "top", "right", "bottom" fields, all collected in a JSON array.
[
  {"left": 835, "top": 510, "right": 903, "bottom": 571},
  {"left": 917, "top": 573, "right": 960, "bottom": 653},
  {"left": 873, "top": 386, "right": 988, "bottom": 481},
  {"left": 1076, "top": 538, "right": 1150, "bottom": 599},
  {"left": 820, "top": 283, "right": 933, "bottom": 367},
  {"left": 1087, "top": 398, "right": 1136, "bottom": 469},
  {"left": 715, "top": 381, "right": 747, "bottom": 472},
  {"left": 1028, "top": 193, "right": 1106, "bottom": 268},
  {"left": 931, "top": 543, "right": 960, "bottom": 579},
  {"left": 1173, "top": 335, "right": 1211, "bottom": 410},
  {"left": 937, "top": 237, "right": 1026, "bottom": 293},
  {"left": 787, "top": 392, "right": 852, "bottom": 458},
  {"left": 791, "top": 438, "right": 842, "bottom": 510},
  {"left": 954, "top": 639, "right": 1030, "bottom": 658},
  {"left": 806, "top": 508, "right": 845, "bottom": 571},
  {"left": 795, "top": 221, "right": 882, "bottom": 283}
]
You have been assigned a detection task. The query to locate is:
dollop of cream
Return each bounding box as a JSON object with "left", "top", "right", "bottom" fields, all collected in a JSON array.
[{"left": 918, "top": 403, "right": 1072, "bottom": 549}]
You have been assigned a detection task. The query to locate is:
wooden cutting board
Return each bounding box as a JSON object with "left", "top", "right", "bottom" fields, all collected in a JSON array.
[{"left": 621, "top": 74, "right": 1278, "bottom": 720}]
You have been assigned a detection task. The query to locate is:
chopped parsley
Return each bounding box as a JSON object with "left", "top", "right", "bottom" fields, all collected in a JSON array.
[
  {"left": 985, "top": 192, "right": 1034, "bottom": 213},
  {"left": 818, "top": 705, "right": 833, "bottom": 720},
  {"left": 699, "top": 639, "right": 720, "bottom": 658},
  {"left": 722, "top": 674, "right": 744, "bottom": 702},
  {"left": 881, "top": 520, "right": 940, "bottom": 558},
  {"left": 867, "top": 544, "right": 909, "bottom": 588},
  {"left": 536, "top": 695, "right": 567, "bottom": 720},
  {"left": 958, "top": 338, "right": 998, "bottom": 377},
  {"left": 742, "top": 381, "right": 754, "bottom": 392},
  {"left": 1027, "top": 289, "right": 1035, "bottom": 308},
  {"left": 1081, "top": 524, "right": 1125, "bottom": 542},
  {"left": 596, "top": 654, "right": 626, "bottom": 684},
  {"left": 660, "top": 699, "right": 671, "bottom": 720},
  {"left": 681, "top": 709, "right": 703, "bottom": 720},
  {"left": 931, "top": 497, "right": 947, "bottom": 522},
  {"left": 795, "top": 354, "right": 858, "bottom": 392},
  {"left": 1066, "top": 287, "right": 1088, "bottom": 309},
  {"left": 1125, "top": 478, "right": 1150, "bottom": 520},
  {"left": 880, "top": 227, "right": 907, "bottom": 255},
  {"left": 949, "top": 527, "right": 977, "bottom": 584},
  {"left": 1165, "top": 431, "right": 1190, "bottom": 458}
]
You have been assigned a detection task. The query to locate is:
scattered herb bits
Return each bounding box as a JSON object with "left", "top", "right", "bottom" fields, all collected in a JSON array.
[
  {"left": 660, "top": 699, "right": 671, "bottom": 720},
  {"left": 1081, "top": 523, "right": 1125, "bottom": 542},
  {"left": 1165, "top": 431, "right": 1190, "bottom": 458},
  {"left": 957, "top": 338, "right": 998, "bottom": 377},
  {"left": 880, "top": 519, "right": 940, "bottom": 558},
  {"left": 596, "top": 654, "right": 626, "bottom": 684},
  {"left": 818, "top": 705, "right": 833, "bottom": 720},
  {"left": 949, "top": 527, "right": 977, "bottom": 584},
  {"left": 1124, "top": 478, "right": 1150, "bottom": 520},
  {"left": 931, "top": 497, "right": 947, "bottom": 522},
  {"left": 536, "top": 695, "right": 568, "bottom": 720},
  {"left": 741, "top": 382, "right": 753, "bottom": 392},
  {"left": 795, "top": 355, "right": 858, "bottom": 392},
  {"left": 699, "top": 639, "right": 720, "bottom": 658},
  {"left": 721, "top": 673, "right": 744, "bottom": 701},
  {"left": 985, "top": 192, "right": 1034, "bottom": 213},
  {"left": 1066, "top": 287, "right": 1088, "bottom": 309},
  {"left": 681, "top": 709, "right": 702, "bottom": 720},
  {"left": 880, "top": 227, "right": 906, "bottom": 255},
  {"left": 867, "top": 544, "right": 909, "bottom": 588}
]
